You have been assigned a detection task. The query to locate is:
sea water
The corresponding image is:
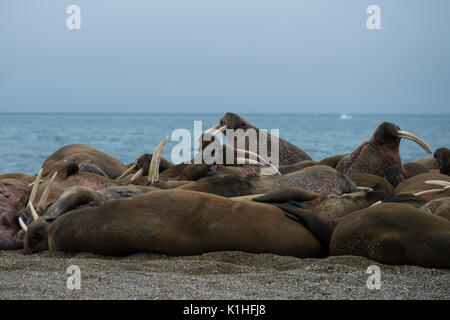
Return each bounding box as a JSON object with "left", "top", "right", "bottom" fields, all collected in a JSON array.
[{"left": 0, "top": 113, "right": 448, "bottom": 175}]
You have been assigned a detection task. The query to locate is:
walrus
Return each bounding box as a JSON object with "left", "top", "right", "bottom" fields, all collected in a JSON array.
[
  {"left": 329, "top": 203, "right": 450, "bottom": 268},
  {"left": 434, "top": 147, "right": 450, "bottom": 175},
  {"left": 421, "top": 197, "right": 450, "bottom": 221},
  {"left": 199, "top": 112, "right": 312, "bottom": 165},
  {"left": 21, "top": 190, "right": 326, "bottom": 258},
  {"left": 0, "top": 173, "right": 37, "bottom": 185},
  {"left": 177, "top": 165, "right": 357, "bottom": 197},
  {"left": 253, "top": 186, "right": 384, "bottom": 222},
  {"left": 19, "top": 184, "right": 149, "bottom": 254},
  {"left": 42, "top": 144, "right": 128, "bottom": 179},
  {"left": 395, "top": 172, "right": 450, "bottom": 201},
  {"left": 335, "top": 122, "right": 431, "bottom": 177},
  {"left": 403, "top": 162, "right": 430, "bottom": 178},
  {"left": 411, "top": 157, "right": 440, "bottom": 171},
  {"left": 347, "top": 173, "right": 395, "bottom": 201},
  {"left": 319, "top": 154, "right": 348, "bottom": 168},
  {"left": 0, "top": 181, "right": 30, "bottom": 249}
]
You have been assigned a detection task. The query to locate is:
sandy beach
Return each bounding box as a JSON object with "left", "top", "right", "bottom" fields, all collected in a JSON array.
[{"left": 0, "top": 250, "right": 448, "bottom": 300}]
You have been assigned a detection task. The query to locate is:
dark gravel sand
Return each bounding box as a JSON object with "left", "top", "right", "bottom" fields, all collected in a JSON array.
[{"left": 0, "top": 250, "right": 448, "bottom": 300}]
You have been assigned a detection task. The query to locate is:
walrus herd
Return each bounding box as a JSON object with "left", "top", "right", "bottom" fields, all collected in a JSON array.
[{"left": 1, "top": 113, "right": 449, "bottom": 269}]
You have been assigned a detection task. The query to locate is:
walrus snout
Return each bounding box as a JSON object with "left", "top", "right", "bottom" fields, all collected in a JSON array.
[{"left": 23, "top": 217, "right": 49, "bottom": 255}]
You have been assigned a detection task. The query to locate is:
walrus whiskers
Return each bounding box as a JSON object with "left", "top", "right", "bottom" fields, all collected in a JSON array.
[
  {"left": 28, "top": 168, "right": 43, "bottom": 206},
  {"left": 37, "top": 171, "right": 57, "bottom": 212},
  {"left": 29, "top": 202, "right": 39, "bottom": 221},
  {"left": 19, "top": 217, "right": 28, "bottom": 232},
  {"left": 116, "top": 164, "right": 136, "bottom": 182},
  {"left": 148, "top": 136, "right": 169, "bottom": 184},
  {"left": 398, "top": 130, "right": 432, "bottom": 154}
]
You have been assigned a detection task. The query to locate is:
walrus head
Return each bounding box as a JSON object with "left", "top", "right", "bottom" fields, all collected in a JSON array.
[
  {"left": 434, "top": 147, "right": 450, "bottom": 175},
  {"left": 219, "top": 112, "right": 253, "bottom": 131},
  {"left": 21, "top": 216, "right": 49, "bottom": 254},
  {"left": 369, "top": 122, "right": 431, "bottom": 167},
  {"left": 337, "top": 122, "right": 431, "bottom": 177}
]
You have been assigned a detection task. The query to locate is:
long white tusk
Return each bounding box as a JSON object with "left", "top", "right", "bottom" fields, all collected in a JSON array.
[
  {"left": 29, "top": 201, "right": 39, "bottom": 221},
  {"left": 130, "top": 168, "right": 143, "bottom": 182},
  {"left": 414, "top": 188, "right": 447, "bottom": 196},
  {"left": 370, "top": 200, "right": 382, "bottom": 207},
  {"left": 398, "top": 130, "right": 432, "bottom": 154},
  {"left": 37, "top": 172, "right": 57, "bottom": 212},
  {"left": 116, "top": 164, "right": 136, "bottom": 182},
  {"left": 425, "top": 180, "right": 450, "bottom": 188},
  {"left": 194, "top": 124, "right": 220, "bottom": 142},
  {"left": 19, "top": 217, "right": 28, "bottom": 232},
  {"left": 211, "top": 125, "right": 227, "bottom": 137},
  {"left": 356, "top": 187, "right": 374, "bottom": 192},
  {"left": 148, "top": 136, "right": 169, "bottom": 184},
  {"left": 234, "top": 148, "right": 267, "bottom": 164},
  {"left": 28, "top": 168, "right": 43, "bottom": 206},
  {"left": 28, "top": 179, "right": 44, "bottom": 187}
]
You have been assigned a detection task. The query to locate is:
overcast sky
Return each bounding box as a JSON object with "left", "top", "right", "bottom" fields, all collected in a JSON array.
[{"left": 1, "top": 0, "right": 449, "bottom": 114}]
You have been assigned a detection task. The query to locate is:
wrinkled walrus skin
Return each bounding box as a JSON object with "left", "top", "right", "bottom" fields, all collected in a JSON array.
[{"left": 48, "top": 190, "right": 324, "bottom": 257}]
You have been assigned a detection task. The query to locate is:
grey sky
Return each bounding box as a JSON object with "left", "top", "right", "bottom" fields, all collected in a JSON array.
[{"left": 1, "top": 0, "right": 449, "bottom": 114}]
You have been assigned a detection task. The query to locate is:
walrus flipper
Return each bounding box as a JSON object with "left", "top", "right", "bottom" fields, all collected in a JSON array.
[
  {"left": 275, "top": 202, "right": 332, "bottom": 254},
  {"left": 253, "top": 187, "right": 319, "bottom": 203}
]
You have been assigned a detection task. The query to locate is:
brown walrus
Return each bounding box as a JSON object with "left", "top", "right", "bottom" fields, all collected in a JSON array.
[
  {"left": 336, "top": 122, "right": 431, "bottom": 177},
  {"left": 42, "top": 144, "right": 128, "bottom": 179},
  {"left": 329, "top": 203, "right": 450, "bottom": 268},
  {"left": 177, "top": 165, "right": 357, "bottom": 197},
  {"left": 199, "top": 112, "right": 312, "bottom": 165},
  {"left": 23, "top": 190, "right": 326, "bottom": 258}
]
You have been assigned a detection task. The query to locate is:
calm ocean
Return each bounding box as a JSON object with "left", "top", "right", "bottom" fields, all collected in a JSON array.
[{"left": 0, "top": 113, "right": 448, "bottom": 175}]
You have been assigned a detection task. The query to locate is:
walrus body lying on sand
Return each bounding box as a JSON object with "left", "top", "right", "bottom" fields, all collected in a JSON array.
[{"left": 44, "top": 190, "right": 326, "bottom": 257}]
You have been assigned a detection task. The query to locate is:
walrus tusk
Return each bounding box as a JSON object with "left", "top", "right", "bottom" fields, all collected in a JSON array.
[
  {"left": 29, "top": 201, "right": 39, "bottom": 221},
  {"left": 28, "top": 168, "right": 43, "bottom": 206},
  {"left": 116, "top": 164, "right": 136, "bottom": 182},
  {"left": 130, "top": 168, "right": 143, "bottom": 182},
  {"left": 414, "top": 188, "right": 448, "bottom": 196},
  {"left": 370, "top": 200, "right": 382, "bottom": 207},
  {"left": 356, "top": 187, "right": 374, "bottom": 192},
  {"left": 398, "top": 130, "right": 432, "bottom": 154},
  {"left": 148, "top": 136, "right": 169, "bottom": 184},
  {"left": 19, "top": 217, "right": 28, "bottom": 232},
  {"left": 37, "top": 171, "right": 58, "bottom": 212},
  {"left": 234, "top": 148, "right": 267, "bottom": 165},
  {"left": 425, "top": 180, "right": 450, "bottom": 188},
  {"left": 28, "top": 179, "right": 44, "bottom": 187},
  {"left": 211, "top": 125, "right": 227, "bottom": 137},
  {"left": 194, "top": 124, "right": 220, "bottom": 142}
]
